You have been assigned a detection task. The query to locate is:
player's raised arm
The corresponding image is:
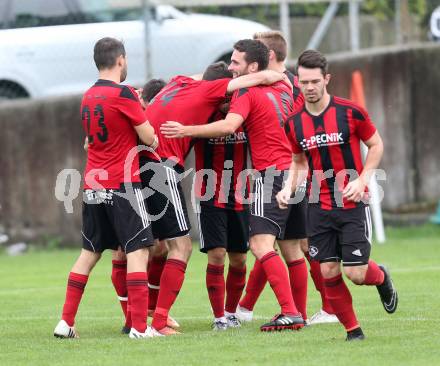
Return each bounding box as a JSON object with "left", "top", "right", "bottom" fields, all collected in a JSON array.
[
  {"left": 135, "top": 121, "right": 158, "bottom": 149},
  {"left": 226, "top": 70, "right": 285, "bottom": 93},
  {"left": 161, "top": 113, "right": 244, "bottom": 139}
]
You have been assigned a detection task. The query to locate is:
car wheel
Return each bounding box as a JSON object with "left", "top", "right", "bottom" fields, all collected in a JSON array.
[{"left": 0, "top": 83, "right": 29, "bottom": 101}]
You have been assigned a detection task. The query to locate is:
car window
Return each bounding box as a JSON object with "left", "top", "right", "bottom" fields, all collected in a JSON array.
[
  {"left": 0, "top": 1, "right": 11, "bottom": 29},
  {"left": 75, "top": 0, "right": 151, "bottom": 23},
  {"left": 9, "top": 0, "right": 73, "bottom": 28}
]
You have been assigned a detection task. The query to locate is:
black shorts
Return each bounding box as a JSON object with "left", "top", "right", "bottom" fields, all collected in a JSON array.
[
  {"left": 82, "top": 183, "right": 154, "bottom": 254},
  {"left": 249, "top": 169, "right": 290, "bottom": 239},
  {"left": 307, "top": 204, "right": 373, "bottom": 266},
  {"left": 197, "top": 204, "right": 249, "bottom": 254},
  {"left": 282, "top": 194, "right": 308, "bottom": 241},
  {"left": 140, "top": 158, "right": 191, "bottom": 241}
]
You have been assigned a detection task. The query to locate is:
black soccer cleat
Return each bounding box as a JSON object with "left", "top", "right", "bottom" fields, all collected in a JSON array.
[
  {"left": 260, "top": 314, "right": 305, "bottom": 332},
  {"left": 346, "top": 327, "right": 365, "bottom": 341},
  {"left": 121, "top": 325, "right": 131, "bottom": 335},
  {"left": 376, "top": 265, "right": 398, "bottom": 314}
]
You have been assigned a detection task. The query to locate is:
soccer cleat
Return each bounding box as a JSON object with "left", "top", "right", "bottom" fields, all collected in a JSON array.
[
  {"left": 260, "top": 314, "right": 305, "bottom": 332},
  {"left": 309, "top": 309, "right": 339, "bottom": 325},
  {"left": 346, "top": 327, "right": 365, "bottom": 341},
  {"left": 235, "top": 305, "right": 253, "bottom": 323},
  {"left": 129, "top": 326, "right": 161, "bottom": 339},
  {"left": 225, "top": 314, "right": 241, "bottom": 328},
  {"left": 148, "top": 310, "right": 180, "bottom": 329},
  {"left": 376, "top": 265, "right": 398, "bottom": 314},
  {"left": 54, "top": 320, "right": 79, "bottom": 339},
  {"left": 121, "top": 325, "right": 131, "bottom": 334},
  {"left": 212, "top": 318, "right": 228, "bottom": 331},
  {"left": 155, "top": 326, "right": 182, "bottom": 336}
]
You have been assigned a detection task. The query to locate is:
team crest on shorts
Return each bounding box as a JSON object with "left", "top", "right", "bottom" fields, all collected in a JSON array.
[{"left": 309, "top": 246, "right": 319, "bottom": 257}]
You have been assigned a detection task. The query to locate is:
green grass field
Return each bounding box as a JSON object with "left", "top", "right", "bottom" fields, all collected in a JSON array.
[{"left": 1, "top": 225, "right": 440, "bottom": 366}]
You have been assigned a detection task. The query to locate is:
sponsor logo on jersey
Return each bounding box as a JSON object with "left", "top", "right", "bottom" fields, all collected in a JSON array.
[
  {"left": 209, "top": 131, "right": 247, "bottom": 145},
  {"left": 300, "top": 132, "right": 344, "bottom": 150}
]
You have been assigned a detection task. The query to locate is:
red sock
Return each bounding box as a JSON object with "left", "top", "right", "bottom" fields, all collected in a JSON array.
[
  {"left": 306, "top": 253, "right": 334, "bottom": 314},
  {"left": 127, "top": 272, "right": 148, "bottom": 333},
  {"left": 260, "top": 251, "right": 298, "bottom": 315},
  {"left": 206, "top": 264, "right": 225, "bottom": 318},
  {"left": 61, "top": 272, "right": 88, "bottom": 327},
  {"left": 152, "top": 259, "right": 187, "bottom": 330},
  {"left": 363, "top": 260, "right": 385, "bottom": 285},
  {"left": 239, "top": 260, "right": 267, "bottom": 311},
  {"left": 148, "top": 256, "right": 167, "bottom": 311},
  {"left": 323, "top": 274, "right": 359, "bottom": 331},
  {"left": 225, "top": 265, "right": 246, "bottom": 314},
  {"left": 111, "top": 260, "right": 130, "bottom": 327},
  {"left": 287, "top": 258, "right": 308, "bottom": 320}
]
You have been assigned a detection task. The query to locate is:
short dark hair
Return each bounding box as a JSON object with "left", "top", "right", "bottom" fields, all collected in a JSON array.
[
  {"left": 297, "top": 49, "right": 328, "bottom": 75},
  {"left": 203, "top": 61, "right": 233, "bottom": 81},
  {"left": 93, "top": 37, "right": 126, "bottom": 70},
  {"left": 253, "top": 31, "right": 287, "bottom": 62},
  {"left": 141, "top": 79, "right": 166, "bottom": 103},
  {"left": 233, "top": 39, "right": 269, "bottom": 71}
]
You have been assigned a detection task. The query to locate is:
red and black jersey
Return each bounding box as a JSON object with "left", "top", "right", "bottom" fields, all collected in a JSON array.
[
  {"left": 141, "top": 75, "right": 231, "bottom": 169},
  {"left": 194, "top": 111, "right": 249, "bottom": 211},
  {"left": 229, "top": 80, "right": 294, "bottom": 172},
  {"left": 284, "top": 69, "right": 305, "bottom": 112},
  {"left": 285, "top": 96, "right": 377, "bottom": 210},
  {"left": 81, "top": 79, "right": 146, "bottom": 189}
]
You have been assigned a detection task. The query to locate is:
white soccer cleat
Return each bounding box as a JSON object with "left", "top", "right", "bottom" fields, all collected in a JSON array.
[
  {"left": 224, "top": 312, "right": 241, "bottom": 328},
  {"left": 235, "top": 306, "right": 253, "bottom": 323},
  {"left": 309, "top": 309, "right": 339, "bottom": 325},
  {"left": 212, "top": 317, "right": 228, "bottom": 331},
  {"left": 129, "top": 326, "right": 163, "bottom": 339},
  {"left": 54, "top": 320, "right": 79, "bottom": 339}
]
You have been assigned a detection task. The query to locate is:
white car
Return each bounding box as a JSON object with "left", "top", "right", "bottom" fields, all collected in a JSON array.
[{"left": 0, "top": 0, "right": 269, "bottom": 99}]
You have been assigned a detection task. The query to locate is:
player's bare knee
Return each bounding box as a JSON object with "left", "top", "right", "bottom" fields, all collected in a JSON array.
[
  {"left": 111, "top": 247, "right": 126, "bottom": 261},
  {"left": 299, "top": 238, "right": 309, "bottom": 253},
  {"left": 278, "top": 239, "right": 303, "bottom": 262},
  {"left": 320, "top": 261, "right": 340, "bottom": 278},
  {"left": 249, "top": 235, "right": 274, "bottom": 260},
  {"left": 208, "top": 247, "right": 226, "bottom": 265},
  {"left": 152, "top": 240, "right": 168, "bottom": 258},
  {"left": 344, "top": 266, "right": 366, "bottom": 285},
  {"left": 228, "top": 252, "right": 246, "bottom": 268},
  {"left": 179, "top": 235, "right": 193, "bottom": 259},
  {"left": 74, "top": 249, "right": 101, "bottom": 274},
  {"left": 249, "top": 242, "right": 265, "bottom": 259}
]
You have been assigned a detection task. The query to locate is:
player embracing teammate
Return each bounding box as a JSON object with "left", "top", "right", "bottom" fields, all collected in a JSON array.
[
  {"left": 162, "top": 39, "right": 305, "bottom": 331},
  {"left": 54, "top": 35, "right": 398, "bottom": 342}
]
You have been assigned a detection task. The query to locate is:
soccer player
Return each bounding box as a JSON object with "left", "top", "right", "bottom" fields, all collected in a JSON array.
[
  {"left": 140, "top": 61, "right": 286, "bottom": 335},
  {"left": 140, "top": 78, "right": 167, "bottom": 107},
  {"left": 54, "top": 37, "right": 159, "bottom": 339},
  {"left": 237, "top": 31, "right": 338, "bottom": 325},
  {"left": 108, "top": 78, "right": 180, "bottom": 334},
  {"left": 279, "top": 50, "right": 398, "bottom": 341},
  {"left": 161, "top": 39, "right": 305, "bottom": 332},
  {"left": 193, "top": 63, "right": 248, "bottom": 331}
]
